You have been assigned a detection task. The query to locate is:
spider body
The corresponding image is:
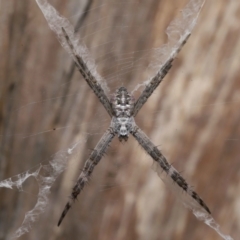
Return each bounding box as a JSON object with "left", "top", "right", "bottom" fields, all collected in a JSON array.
[
  {"left": 111, "top": 87, "right": 135, "bottom": 141},
  {"left": 57, "top": 28, "right": 210, "bottom": 226}
]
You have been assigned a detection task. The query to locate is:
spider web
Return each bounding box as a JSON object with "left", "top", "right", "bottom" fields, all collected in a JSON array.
[
  {"left": 152, "top": 161, "right": 233, "bottom": 240},
  {"left": 0, "top": 139, "right": 86, "bottom": 239},
  {"left": 0, "top": 0, "right": 236, "bottom": 239}
]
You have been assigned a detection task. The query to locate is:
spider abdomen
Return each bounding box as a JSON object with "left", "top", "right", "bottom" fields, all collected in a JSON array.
[
  {"left": 111, "top": 87, "right": 134, "bottom": 117},
  {"left": 111, "top": 87, "right": 135, "bottom": 141}
]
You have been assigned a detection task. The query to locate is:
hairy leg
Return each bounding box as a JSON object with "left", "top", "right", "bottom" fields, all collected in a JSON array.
[{"left": 58, "top": 128, "right": 115, "bottom": 226}]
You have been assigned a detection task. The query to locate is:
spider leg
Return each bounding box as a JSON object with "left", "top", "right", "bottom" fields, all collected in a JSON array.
[
  {"left": 132, "top": 33, "right": 191, "bottom": 117},
  {"left": 131, "top": 124, "right": 211, "bottom": 214},
  {"left": 61, "top": 27, "right": 114, "bottom": 117},
  {"left": 58, "top": 128, "right": 115, "bottom": 226}
]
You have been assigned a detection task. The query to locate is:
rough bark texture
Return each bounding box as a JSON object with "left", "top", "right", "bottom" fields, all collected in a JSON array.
[{"left": 0, "top": 0, "right": 239, "bottom": 239}]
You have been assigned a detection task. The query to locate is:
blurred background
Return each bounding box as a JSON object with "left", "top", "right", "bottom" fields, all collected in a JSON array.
[{"left": 0, "top": 0, "right": 239, "bottom": 239}]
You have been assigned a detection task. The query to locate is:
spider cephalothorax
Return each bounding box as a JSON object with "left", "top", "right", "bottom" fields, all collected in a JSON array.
[{"left": 111, "top": 87, "right": 135, "bottom": 141}]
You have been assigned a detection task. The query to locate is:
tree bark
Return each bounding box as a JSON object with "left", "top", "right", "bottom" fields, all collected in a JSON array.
[{"left": 0, "top": 0, "right": 239, "bottom": 239}]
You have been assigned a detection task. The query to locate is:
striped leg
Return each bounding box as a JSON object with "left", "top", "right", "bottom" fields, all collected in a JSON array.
[
  {"left": 58, "top": 128, "right": 115, "bottom": 226},
  {"left": 62, "top": 27, "right": 114, "bottom": 117},
  {"left": 131, "top": 124, "right": 210, "bottom": 214},
  {"left": 132, "top": 33, "right": 191, "bottom": 117}
]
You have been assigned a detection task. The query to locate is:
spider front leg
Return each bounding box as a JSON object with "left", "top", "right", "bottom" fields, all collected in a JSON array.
[
  {"left": 58, "top": 128, "right": 116, "bottom": 226},
  {"left": 131, "top": 124, "right": 211, "bottom": 214}
]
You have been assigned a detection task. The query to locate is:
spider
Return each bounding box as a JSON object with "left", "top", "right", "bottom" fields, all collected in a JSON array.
[{"left": 57, "top": 27, "right": 211, "bottom": 226}]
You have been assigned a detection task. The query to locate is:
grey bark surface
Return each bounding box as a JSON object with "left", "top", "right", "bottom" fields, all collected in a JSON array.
[{"left": 0, "top": 0, "right": 239, "bottom": 239}]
